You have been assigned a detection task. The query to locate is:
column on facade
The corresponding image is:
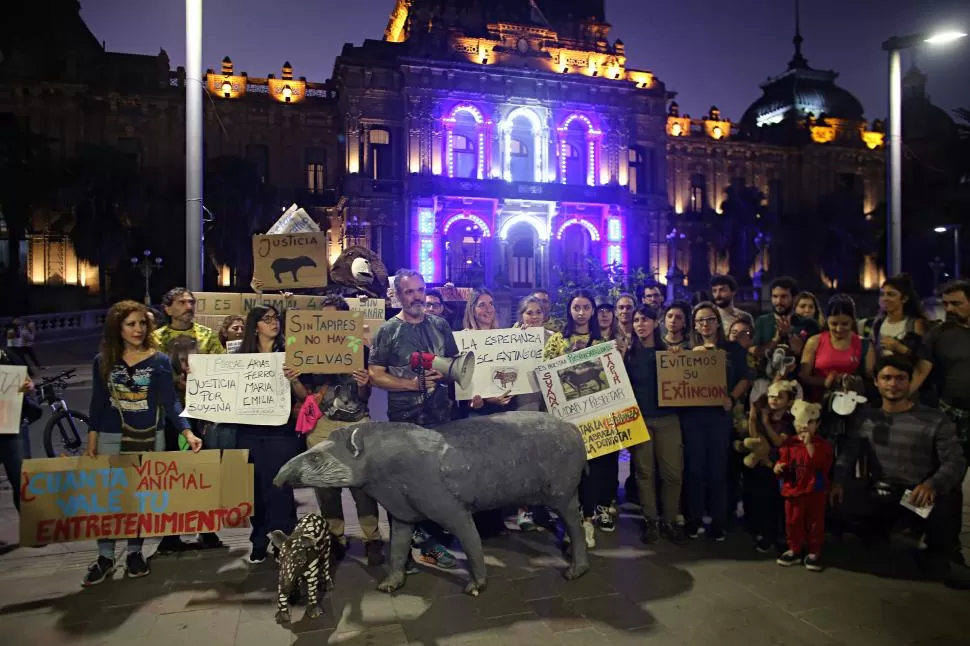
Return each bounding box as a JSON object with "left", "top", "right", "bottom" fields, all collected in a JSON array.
[
  {"left": 360, "top": 124, "right": 371, "bottom": 177},
  {"left": 431, "top": 116, "right": 443, "bottom": 176}
]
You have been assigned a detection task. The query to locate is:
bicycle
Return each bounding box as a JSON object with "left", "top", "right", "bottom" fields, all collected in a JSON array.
[{"left": 39, "top": 368, "right": 93, "bottom": 458}]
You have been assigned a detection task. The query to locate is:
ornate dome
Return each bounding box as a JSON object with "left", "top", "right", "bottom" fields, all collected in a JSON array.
[{"left": 740, "top": 5, "right": 865, "bottom": 130}]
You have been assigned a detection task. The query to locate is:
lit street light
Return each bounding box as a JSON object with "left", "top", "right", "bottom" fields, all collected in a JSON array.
[
  {"left": 132, "top": 249, "right": 164, "bottom": 305},
  {"left": 934, "top": 224, "right": 962, "bottom": 279},
  {"left": 882, "top": 28, "right": 966, "bottom": 276}
]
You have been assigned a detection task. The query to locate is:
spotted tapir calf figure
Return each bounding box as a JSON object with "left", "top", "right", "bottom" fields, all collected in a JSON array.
[{"left": 268, "top": 513, "right": 333, "bottom": 624}]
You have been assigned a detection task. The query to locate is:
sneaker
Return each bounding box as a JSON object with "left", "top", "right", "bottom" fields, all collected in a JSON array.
[
  {"left": 660, "top": 521, "right": 687, "bottom": 546},
  {"left": 641, "top": 519, "right": 661, "bottom": 545},
  {"left": 708, "top": 523, "right": 726, "bottom": 542},
  {"left": 516, "top": 508, "right": 537, "bottom": 532},
  {"left": 594, "top": 506, "right": 615, "bottom": 533},
  {"left": 154, "top": 536, "right": 189, "bottom": 557},
  {"left": 365, "top": 540, "right": 385, "bottom": 566},
  {"left": 755, "top": 536, "right": 774, "bottom": 553},
  {"left": 82, "top": 556, "right": 116, "bottom": 587},
  {"left": 804, "top": 553, "right": 823, "bottom": 572},
  {"left": 195, "top": 533, "right": 225, "bottom": 550},
  {"left": 776, "top": 550, "right": 801, "bottom": 567},
  {"left": 125, "top": 552, "right": 150, "bottom": 579},
  {"left": 583, "top": 520, "right": 596, "bottom": 549},
  {"left": 248, "top": 545, "right": 268, "bottom": 564},
  {"left": 418, "top": 543, "right": 458, "bottom": 570},
  {"left": 331, "top": 536, "right": 348, "bottom": 562},
  {"left": 685, "top": 521, "right": 702, "bottom": 539}
]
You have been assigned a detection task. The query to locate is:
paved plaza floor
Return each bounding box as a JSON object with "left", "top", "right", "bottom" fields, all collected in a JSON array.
[{"left": 1, "top": 482, "right": 969, "bottom": 646}]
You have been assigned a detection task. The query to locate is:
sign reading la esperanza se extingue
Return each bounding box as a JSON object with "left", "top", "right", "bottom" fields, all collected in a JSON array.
[{"left": 20, "top": 450, "right": 254, "bottom": 546}]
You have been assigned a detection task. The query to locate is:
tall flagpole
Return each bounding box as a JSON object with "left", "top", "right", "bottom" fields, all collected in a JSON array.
[{"left": 185, "top": 0, "right": 204, "bottom": 290}]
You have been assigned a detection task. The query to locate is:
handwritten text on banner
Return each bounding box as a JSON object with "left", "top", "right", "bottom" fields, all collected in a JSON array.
[
  {"left": 181, "top": 353, "right": 291, "bottom": 425},
  {"left": 0, "top": 365, "right": 27, "bottom": 434},
  {"left": 453, "top": 328, "right": 545, "bottom": 400}
]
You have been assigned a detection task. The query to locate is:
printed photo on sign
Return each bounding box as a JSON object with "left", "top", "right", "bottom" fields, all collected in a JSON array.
[
  {"left": 656, "top": 350, "right": 728, "bottom": 407},
  {"left": 453, "top": 328, "right": 545, "bottom": 400},
  {"left": 182, "top": 353, "right": 291, "bottom": 425},
  {"left": 19, "top": 450, "right": 254, "bottom": 546},
  {"left": 533, "top": 341, "right": 650, "bottom": 459},
  {"left": 0, "top": 364, "right": 28, "bottom": 434},
  {"left": 252, "top": 232, "right": 329, "bottom": 289},
  {"left": 285, "top": 310, "right": 364, "bottom": 374}
]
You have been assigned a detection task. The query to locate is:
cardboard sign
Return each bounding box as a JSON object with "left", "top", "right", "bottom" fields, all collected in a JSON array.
[
  {"left": 192, "top": 292, "right": 243, "bottom": 316},
  {"left": 534, "top": 341, "right": 650, "bottom": 459},
  {"left": 0, "top": 365, "right": 28, "bottom": 434},
  {"left": 252, "top": 232, "right": 329, "bottom": 289},
  {"left": 285, "top": 310, "right": 364, "bottom": 374},
  {"left": 344, "top": 296, "right": 386, "bottom": 321},
  {"left": 181, "top": 353, "right": 291, "bottom": 425},
  {"left": 453, "top": 328, "right": 545, "bottom": 400},
  {"left": 361, "top": 319, "right": 384, "bottom": 345},
  {"left": 19, "top": 450, "right": 254, "bottom": 546},
  {"left": 656, "top": 350, "right": 728, "bottom": 407}
]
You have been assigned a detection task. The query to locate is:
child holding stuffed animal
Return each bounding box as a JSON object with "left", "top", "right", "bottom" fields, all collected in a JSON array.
[
  {"left": 774, "top": 400, "right": 833, "bottom": 571},
  {"left": 739, "top": 380, "right": 797, "bottom": 552}
]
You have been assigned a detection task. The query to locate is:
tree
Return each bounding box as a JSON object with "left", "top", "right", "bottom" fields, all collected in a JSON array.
[
  {"left": 712, "top": 181, "right": 765, "bottom": 285},
  {"left": 550, "top": 261, "right": 653, "bottom": 321}
]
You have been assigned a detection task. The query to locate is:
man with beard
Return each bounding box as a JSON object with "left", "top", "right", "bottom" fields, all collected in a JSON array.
[
  {"left": 642, "top": 282, "right": 665, "bottom": 310},
  {"left": 153, "top": 287, "right": 226, "bottom": 555},
  {"left": 751, "top": 276, "right": 819, "bottom": 364},
  {"left": 911, "top": 279, "right": 970, "bottom": 563},
  {"left": 710, "top": 274, "right": 753, "bottom": 333},
  {"left": 369, "top": 268, "right": 460, "bottom": 571},
  {"left": 830, "top": 356, "right": 966, "bottom": 583}
]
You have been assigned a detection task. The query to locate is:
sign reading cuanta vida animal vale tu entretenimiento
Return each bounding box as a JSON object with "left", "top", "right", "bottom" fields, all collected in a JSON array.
[
  {"left": 252, "top": 232, "right": 329, "bottom": 289},
  {"left": 285, "top": 310, "right": 365, "bottom": 374}
]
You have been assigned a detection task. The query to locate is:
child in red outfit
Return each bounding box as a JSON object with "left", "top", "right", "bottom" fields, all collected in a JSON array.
[{"left": 773, "top": 400, "right": 833, "bottom": 571}]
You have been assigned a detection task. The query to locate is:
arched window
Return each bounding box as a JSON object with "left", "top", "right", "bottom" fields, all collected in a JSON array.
[
  {"left": 501, "top": 107, "right": 543, "bottom": 183},
  {"left": 558, "top": 114, "right": 600, "bottom": 185},
  {"left": 445, "top": 105, "right": 486, "bottom": 180}
]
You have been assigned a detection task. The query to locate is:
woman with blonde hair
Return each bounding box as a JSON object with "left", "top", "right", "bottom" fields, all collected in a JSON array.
[
  {"left": 84, "top": 300, "right": 202, "bottom": 587},
  {"left": 462, "top": 287, "right": 499, "bottom": 330},
  {"left": 218, "top": 314, "right": 245, "bottom": 349}
]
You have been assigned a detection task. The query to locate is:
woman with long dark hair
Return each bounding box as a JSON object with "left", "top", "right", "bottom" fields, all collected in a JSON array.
[
  {"left": 800, "top": 295, "right": 874, "bottom": 400},
  {"left": 624, "top": 305, "right": 687, "bottom": 544},
  {"left": 84, "top": 300, "right": 202, "bottom": 587},
  {"left": 662, "top": 300, "right": 692, "bottom": 350},
  {"left": 679, "top": 301, "right": 752, "bottom": 542},
  {"left": 235, "top": 305, "right": 310, "bottom": 563},
  {"left": 543, "top": 290, "right": 612, "bottom": 548},
  {"left": 866, "top": 274, "right": 927, "bottom": 371}
]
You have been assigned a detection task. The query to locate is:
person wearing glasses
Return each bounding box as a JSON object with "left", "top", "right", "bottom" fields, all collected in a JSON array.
[
  {"left": 425, "top": 288, "right": 450, "bottom": 329},
  {"left": 84, "top": 300, "right": 203, "bottom": 587}
]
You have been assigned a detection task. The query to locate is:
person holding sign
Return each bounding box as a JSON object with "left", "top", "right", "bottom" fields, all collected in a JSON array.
[
  {"left": 218, "top": 315, "right": 245, "bottom": 350},
  {"left": 624, "top": 306, "right": 687, "bottom": 545},
  {"left": 304, "top": 295, "right": 384, "bottom": 566},
  {"left": 84, "top": 300, "right": 203, "bottom": 587},
  {"left": 235, "top": 305, "right": 308, "bottom": 564},
  {"left": 543, "top": 290, "right": 612, "bottom": 548},
  {"left": 679, "top": 301, "right": 753, "bottom": 542},
  {"left": 0, "top": 348, "right": 39, "bottom": 513}
]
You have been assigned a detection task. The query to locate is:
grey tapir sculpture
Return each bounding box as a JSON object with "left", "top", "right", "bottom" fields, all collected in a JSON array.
[{"left": 273, "top": 411, "right": 590, "bottom": 595}]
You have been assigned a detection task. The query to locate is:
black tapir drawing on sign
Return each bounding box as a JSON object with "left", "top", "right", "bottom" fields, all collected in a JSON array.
[{"left": 271, "top": 256, "right": 318, "bottom": 283}]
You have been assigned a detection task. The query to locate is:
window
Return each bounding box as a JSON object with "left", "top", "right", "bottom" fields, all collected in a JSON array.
[
  {"left": 689, "top": 173, "right": 706, "bottom": 212},
  {"left": 628, "top": 147, "right": 643, "bottom": 194},
  {"left": 368, "top": 127, "right": 391, "bottom": 180},
  {"left": 245, "top": 144, "right": 269, "bottom": 184},
  {"left": 452, "top": 134, "right": 477, "bottom": 179},
  {"left": 305, "top": 148, "right": 326, "bottom": 193},
  {"left": 453, "top": 135, "right": 473, "bottom": 151},
  {"left": 509, "top": 139, "right": 528, "bottom": 156}
]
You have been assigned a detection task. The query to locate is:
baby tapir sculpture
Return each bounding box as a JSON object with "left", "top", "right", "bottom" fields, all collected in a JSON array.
[{"left": 273, "top": 411, "right": 590, "bottom": 596}]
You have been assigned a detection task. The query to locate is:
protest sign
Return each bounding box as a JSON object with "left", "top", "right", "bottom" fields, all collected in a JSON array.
[
  {"left": 192, "top": 292, "right": 243, "bottom": 316},
  {"left": 453, "top": 328, "right": 545, "bottom": 400},
  {"left": 252, "top": 232, "right": 329, "bottom": 290},
  {"left": 267, "top": 204, "right": 321, "bottom": 235},
  {"left": 344, "top": 296, "right": 385, "bottom": 320},
  {"left": 0, "top": 365, "right": 28, "bottom": 434},
  {"left": 226, "top": 339, "right": 242, "bottom": 353},
  {"left": 181, "top": 353, "right": 291, "bottom": 425},
  {"left": 656, "top": 350, "right": 727, "bottom": 407},
  {"left": 19, "top": 450, "right": 254, "bottom": 546},
  {"left": 285, "top": 310, "right": 364, "bottom": 374},
  {"left": 533, "top": 341, "right": 649, "bottom": 459}
]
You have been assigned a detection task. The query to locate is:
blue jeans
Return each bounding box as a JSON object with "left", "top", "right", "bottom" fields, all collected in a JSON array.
[
  {"left": 95, "top": 430, "right": 165, "bottom": 558},
  {"left": 204, "top": 424, "right": 237, "bottom": 450},
  {"left": 680, "top": 408, "right": 732, "bottom": 525}
]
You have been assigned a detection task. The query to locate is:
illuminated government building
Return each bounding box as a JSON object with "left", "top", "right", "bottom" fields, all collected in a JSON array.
[{"left": 4, "top": 0, "right": 907, "bottom": 303}]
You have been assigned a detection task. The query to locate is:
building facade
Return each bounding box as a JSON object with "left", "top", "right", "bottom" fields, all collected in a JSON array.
[{"left": 3, "top": 0, "right": 900, "bottom": 308}]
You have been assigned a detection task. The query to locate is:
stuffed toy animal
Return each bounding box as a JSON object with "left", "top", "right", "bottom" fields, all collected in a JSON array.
[
  {"left": 326, "top": 246, "right": 389, "bottom": 298},
  {"left": 792, "top": 400, "right": 822, "bottom": 430},
  {"left": 269, "top": 513, "right": 333, "bottom": 624},
  {"left": 736, "top": 380, "right": 798, "bottom": 468}
]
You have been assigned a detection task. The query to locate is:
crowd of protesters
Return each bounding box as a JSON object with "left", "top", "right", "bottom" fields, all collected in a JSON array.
[{"left": 3, "top": 268, "right": 968, "bottom": 590}]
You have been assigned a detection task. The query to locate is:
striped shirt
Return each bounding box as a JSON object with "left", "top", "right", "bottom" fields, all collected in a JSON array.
[{"left": 834, "top": 405, "right": 966, "bottom": 494}]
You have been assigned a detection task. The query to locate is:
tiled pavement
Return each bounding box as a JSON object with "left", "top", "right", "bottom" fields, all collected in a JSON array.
[{"left": 1, "top": 481, "right": 969, "bottom": 646}]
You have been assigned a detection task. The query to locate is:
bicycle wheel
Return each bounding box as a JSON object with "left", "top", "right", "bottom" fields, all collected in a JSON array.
[{"left": 44, "top": 410, "right": 93, "bottom": 458}]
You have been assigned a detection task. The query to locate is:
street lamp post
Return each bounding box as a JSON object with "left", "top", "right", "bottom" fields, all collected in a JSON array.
[
  {"left": 934, "top": 225, "right": 962, "bottom": 279},
  {"left": 882, "top": 29, "right": 966, "bottom": 276},
  {"left": 186, "top": 0, "right": 204, "bottom": 291},
  {"left": 132, "top": 250, "right": 164, "bottom": 306}
]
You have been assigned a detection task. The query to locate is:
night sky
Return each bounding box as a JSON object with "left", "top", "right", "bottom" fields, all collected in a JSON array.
[{"left": 79, "top": 0, "right": 970, "bottom": 122}]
